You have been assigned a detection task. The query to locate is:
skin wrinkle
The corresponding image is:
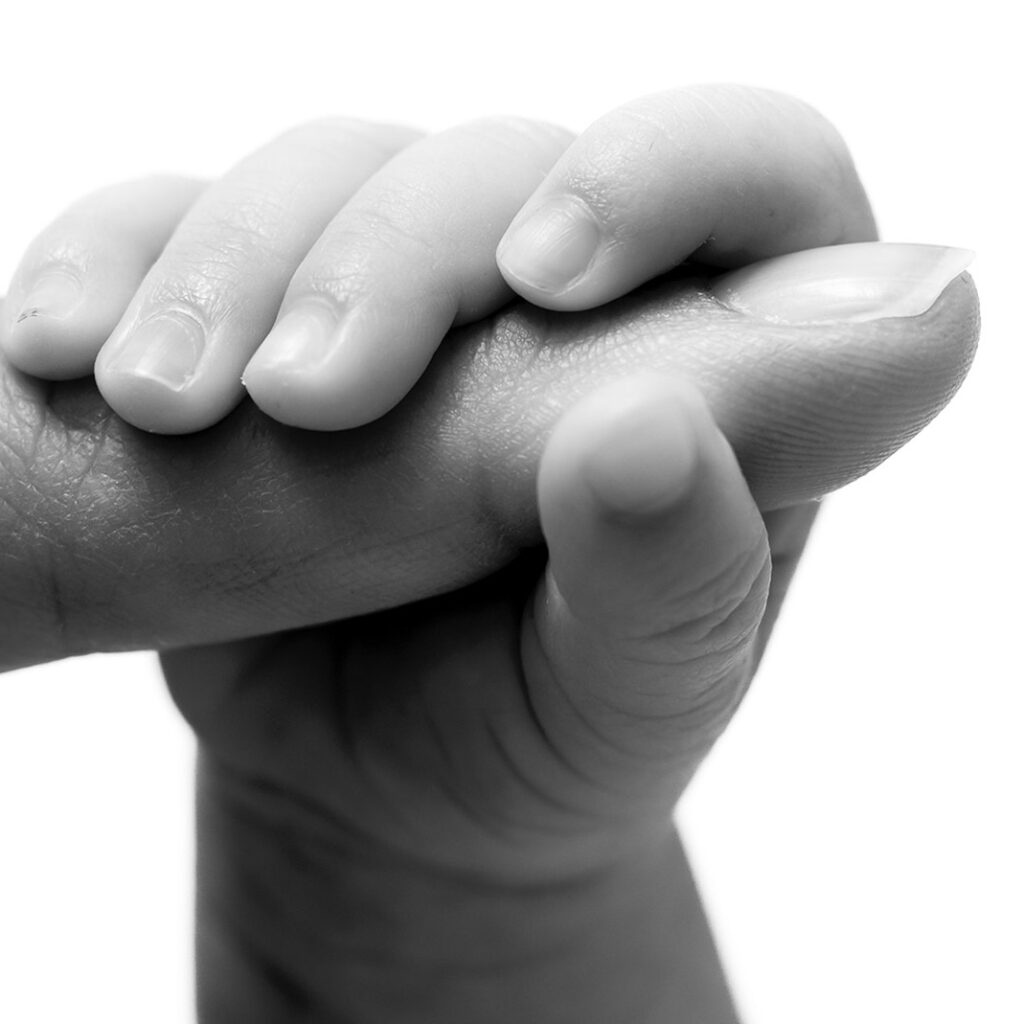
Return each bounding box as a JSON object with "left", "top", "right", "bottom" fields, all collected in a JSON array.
[
  {"left": 524, "top": 601, "right": 678, "bottom": 791},
  {"left": 0, "top": 364, "right": 119, "bottom": 656},
  {"left": 519, "top": 602, "right": 619, "bottom": 791},
  {"left": 201, "top": 764, "right": 719, "bottom": 1022},
  {"left": 203, "top": 744, "right": 680, "bottom": 926},
  {"left": 536, "top": 572, "right": 764, "bottom": 769},
  {"left": 0, "top": 272, "right": 979, "bottom": 667},
  {"left": 480, "top": 716, "right": 594, "bottom": 826}
]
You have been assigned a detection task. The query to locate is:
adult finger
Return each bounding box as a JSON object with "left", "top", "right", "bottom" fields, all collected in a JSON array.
[
  {"left": 523, "top": 375, "right": 768, "bottom": 819},
  {"left": 497, "top": 84, "right": 877, "bottom": 310},
  {"left": 0, "top": 244, "right": 978, "bottom": 669},
  {"left": 94, "top": 118, "right": 420, "bottom": 433},
  {"left": 2, "top": 177, "right": 204, "bottom": 379},
  {"left": 243, "top": 116, "right": 572, "bottom": 430}
]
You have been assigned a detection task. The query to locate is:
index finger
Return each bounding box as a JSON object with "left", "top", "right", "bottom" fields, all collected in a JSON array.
[{"left": 497, "top": 84, "right": 877, "bottom": 310}]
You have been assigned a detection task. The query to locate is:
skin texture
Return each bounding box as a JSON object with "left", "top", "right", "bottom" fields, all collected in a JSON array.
[
  {"left": 158, "top": 282, "right": 976, "bottom": 1020},
  {"left": 1, "top": 176, "right": 205, "bottom": 379},
  {"left": 0, "top": 90, "right": 979, "bottom": 1021},
  {"left": 170, "top": 371, "right": 780, "bottom": 1022},
  {"left": 241, "top": 117, "right": 575, "bottom": 429},
  {"left": 0, "top": 269, "right": 977, "bottom": 672},
  {"left": 498, "top": 85, "right": 876, "bottom": 309},
  {"left": 3, "top": 86, "right": 877, "bottom": 434},
  {"left": 0, "top": 270, "right": 977, "bottom": 1019}
]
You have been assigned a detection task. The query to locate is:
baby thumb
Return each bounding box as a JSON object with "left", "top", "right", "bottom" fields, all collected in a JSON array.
[{"left": 524, "top": 374, "right": 769, "bottom": 821}]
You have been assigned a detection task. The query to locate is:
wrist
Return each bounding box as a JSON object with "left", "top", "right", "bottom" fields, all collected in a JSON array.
[{"left": 196, "top": 753, "right": 737, "bottom": 1024}]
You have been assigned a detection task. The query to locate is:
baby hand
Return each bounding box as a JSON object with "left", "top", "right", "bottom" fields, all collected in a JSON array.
[{"left": 3, "top": 86, "right": 879, "bottom": 434}]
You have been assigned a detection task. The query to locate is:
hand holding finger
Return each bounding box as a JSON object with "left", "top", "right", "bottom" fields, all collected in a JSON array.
[
  {"left": 0, "top": 241, "right": 977, "bottom": 669},
  {"left": 94, "top": 119, "right": 421, "bottom": 433},
  {"left": 497, "top": 84, "right": 878, "bottom": 310},
  {"left": 5, "top": 85, "right": 882, "bottom": 437},
  {"left": 524, "top": 375, "right": 768, "bottom": 822},
  {"left": 243, "top": 116, "right": 573, "bottom": 430}
]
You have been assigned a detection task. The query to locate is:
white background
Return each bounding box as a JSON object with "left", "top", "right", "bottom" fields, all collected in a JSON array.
[{"left": 0, "top": 2, "right": 1018, "bottom": 1021}]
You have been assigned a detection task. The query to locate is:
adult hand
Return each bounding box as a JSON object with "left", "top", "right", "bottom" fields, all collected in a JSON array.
[
  {"left": 0, "top": 86, "right": 972, "bottom": 675},
  {"left": 0, "top": 256, "right": 976, "bottom": 671}
]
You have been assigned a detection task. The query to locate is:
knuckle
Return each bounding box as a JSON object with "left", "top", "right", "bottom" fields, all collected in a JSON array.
[
  {"left": 622, "top": 542, "right": 772, "bottom": 663},
  {"left": 139, "top": 197, "right": 290, "bottom": 319},
  {"left": 25, "top": 217, "right": 98, "bottom": 282},
  {"left": 271, "top": 115, "right": 421, "bottom": 161},
  {"left": 603, "top": 545, "right": 772, "bottom": 754},
  {"left": 677, "top": 544, "right": 773, "bottom": 658},
  {"left": 300, "top": 202, "right": 437, "bottom": 303},
  {"left": 458, "top": 114, "right": 573, "bottom": 155},
  {"left": 560, "top": 105, "right": 678, "bottom": 225},
  {"left": 143, "top": 266, "right": 236, "bottom": 325},
  {"left": 188, "top": 185, "right": 290, "bottom": 257},
  {"left": 355, "top": 187, "right": 441, "bottom": 250},
  {"left": 563, "top": 82, "right": 866, "bottom": 237}
]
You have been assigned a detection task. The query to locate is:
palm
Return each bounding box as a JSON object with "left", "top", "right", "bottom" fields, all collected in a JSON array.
[
  {"left": 163, "top": 498, "right": 816, "bottom": 884},
  {"left": 164, "top": 551, "right": 654, "bottom": 880}
]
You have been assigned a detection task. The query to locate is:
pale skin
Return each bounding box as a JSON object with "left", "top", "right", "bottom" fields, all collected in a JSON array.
[
  {"left": 4, "top": 85, "right": 875, "bottom": 433},
  {"left": 0, "top": 86, "right": 978, "bottom": 1021}
]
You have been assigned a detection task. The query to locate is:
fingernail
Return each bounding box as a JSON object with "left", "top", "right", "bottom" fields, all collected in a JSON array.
[
  {"left": 106, "top": 314, "right": 205, "bottom": 390},
  {"left": 711, "top": 242, "right": 974, "bottom": 324},
  {"left": 585, "top": 398, "right": 699, "bottom": 517},
  {"left": 498, "top": 198, "right": 602, "bottom": 294},
  {"left": 16, "top": 271, "right": 83, "bottom": 324},
  {"left": 243, "top": 304, "right": 337, "bottom": 382}
]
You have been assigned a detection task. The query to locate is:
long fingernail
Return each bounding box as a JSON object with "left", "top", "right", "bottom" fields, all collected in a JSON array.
[
  {"left": 242, "top": 304, "right": 337, "bottom": 382},
  {"left": 16, "top": 271, "right": 83, "bottom": 323},
  {"left": 106, "top": 314, "right": 205, "bottom": 390},
  {"left": 585, "top": 397, "right": 699, "bottom": 517},
  {"left": 497, "top": 198, "right": 602, "bottom": 294},
  {"left": 711, "top": 243, "right": 974, "bottom": 324}
]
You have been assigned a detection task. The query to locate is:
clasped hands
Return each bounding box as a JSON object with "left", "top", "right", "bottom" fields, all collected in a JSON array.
[{"left": 0, "top": 85, "right": 978, "bottom": 1022}]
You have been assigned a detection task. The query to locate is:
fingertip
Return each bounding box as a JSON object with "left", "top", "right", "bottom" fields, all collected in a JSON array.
[
  {"left": 580, "top": 388, "right": 703, "bottom": 520},
  {"left": 94, "top": 371, "right": 217, "bottom": 435},
  {"left": 6, "top": 315, "right": 93, "bottom": 381},
  {"left": 242, "top": 356, "right": 327, "bottom": 430},
  {"left": 496, "top": 196, "right": 606, "bottom": 310},
  {"left": 501, "top": 84, "right": 881, "bottom": 314},
  {"left": 242, "top": 301, "right": 440, "bottom": 432},
  {"left": 96, "top": 338, "right": 245, "bottom": 436},
  {"left": 242, "top": 355, "right": 396, "bottom": 432},
  {"left": 2, "top": 270, "right": 103, "bottom": 379},
  {"left": 4, "top": 176, "right": 206, "bottom": 382},
  {"left": 538, "top": 373, "right": 768, "bottom": 639},
  {"left": 540, "top": 375, "right": 709, "bottom": 526}
]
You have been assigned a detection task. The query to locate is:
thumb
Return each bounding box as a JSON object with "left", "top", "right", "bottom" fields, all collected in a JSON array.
[{"left": 524, "top": 373, "right": 769, "bottom": 823}]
